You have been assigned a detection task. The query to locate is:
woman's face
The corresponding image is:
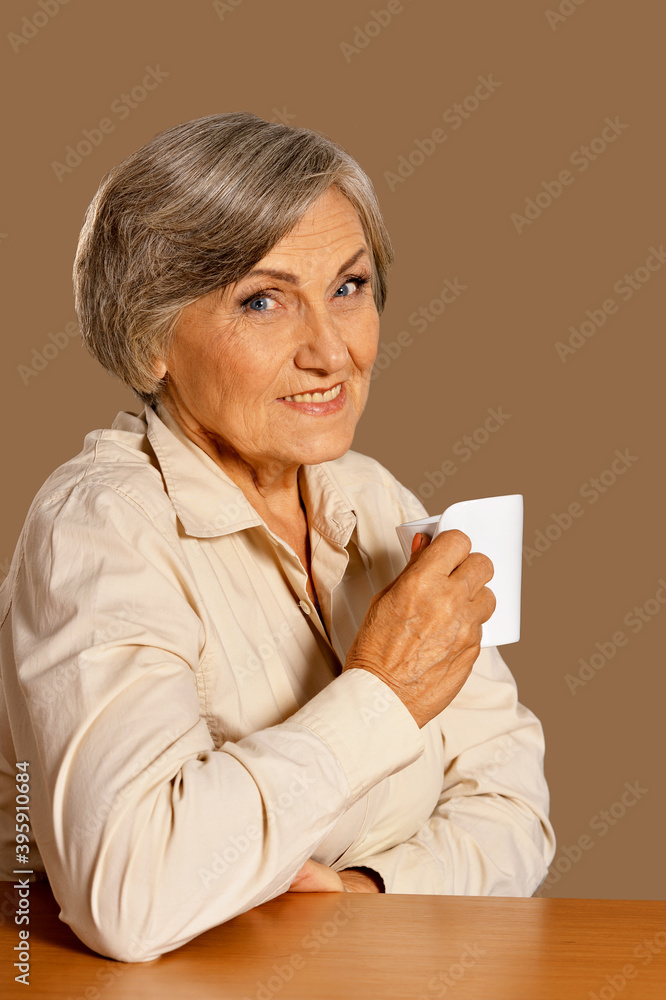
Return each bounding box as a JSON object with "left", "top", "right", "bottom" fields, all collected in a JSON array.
[{"left": 156, "top": 186, "right": 380, "bottom": 485}]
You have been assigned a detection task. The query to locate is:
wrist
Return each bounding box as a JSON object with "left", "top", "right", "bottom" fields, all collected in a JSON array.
[{"left": 342, "top": 866, "right": 385, "bottom": 893}]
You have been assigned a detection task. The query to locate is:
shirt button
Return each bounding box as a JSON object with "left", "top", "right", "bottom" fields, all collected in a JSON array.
[{"left": 298, "top": 600, "right": 311, "bottom": 615}]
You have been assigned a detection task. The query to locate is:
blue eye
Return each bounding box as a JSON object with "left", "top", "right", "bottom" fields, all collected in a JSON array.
[
  {"left": 240, "top": 273, "right": 370, "bottom": 313},
  {"left": 248, "top": 296, "right": 271, "bottom": 311},
  {"left": 334, "top": 275, "right": 369, "bottom": 299}
]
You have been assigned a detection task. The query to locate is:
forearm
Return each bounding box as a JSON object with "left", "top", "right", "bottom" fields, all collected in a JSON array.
[
  {"left": 3, "top": 490, "right": 424, "bottom": 960},
  {"left": 18, "top": 667, "right": 420, "bottom": 961},
  {"left": 339, "top": 646, "right": 556, "bottom": 896},
  {"left": 348, "top": 787, "right": 554, "bottom": 896}
]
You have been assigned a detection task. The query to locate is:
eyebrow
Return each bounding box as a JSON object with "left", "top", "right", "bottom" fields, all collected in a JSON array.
[{"left": 241, "top": 246, "right": 370, "bottom": 285}]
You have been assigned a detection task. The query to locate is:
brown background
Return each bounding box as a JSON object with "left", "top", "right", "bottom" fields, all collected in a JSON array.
[{"left": 1, "top": 0, "right": 664, "bottom": 900}]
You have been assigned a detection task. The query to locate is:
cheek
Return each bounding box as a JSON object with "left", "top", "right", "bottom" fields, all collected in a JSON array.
[{"left": 354, "top": 312, "right": 380, "bottom": 369}]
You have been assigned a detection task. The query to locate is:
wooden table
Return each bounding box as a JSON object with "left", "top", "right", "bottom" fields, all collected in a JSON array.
[{"left": 1, "top": 882, "right": 664, "bottom": 999}]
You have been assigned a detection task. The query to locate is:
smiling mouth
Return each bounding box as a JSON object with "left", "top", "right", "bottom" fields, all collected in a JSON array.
[{"left": 281, "top": 382, "right": 343, "bottom": 403}]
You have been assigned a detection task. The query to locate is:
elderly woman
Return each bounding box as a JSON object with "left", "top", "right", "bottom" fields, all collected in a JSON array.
[{"left": 0, "top": 112, "right": 555, "bottom": 962}]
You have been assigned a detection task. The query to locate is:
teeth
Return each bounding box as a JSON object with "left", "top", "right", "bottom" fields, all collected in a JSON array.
[{"left": 283, "top": 383, "right": 342, "bottom": 403}]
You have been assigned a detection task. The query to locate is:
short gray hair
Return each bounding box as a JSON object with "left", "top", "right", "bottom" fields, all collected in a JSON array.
[{"left": 73, "top": 112, "right": 395, "bottom": 406}]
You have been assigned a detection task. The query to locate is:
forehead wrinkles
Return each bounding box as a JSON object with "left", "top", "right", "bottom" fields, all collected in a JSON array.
[
  {"left": 266, "top": 195, "right": 366, "bottom": 258},
  {"left": 267, "top": 227, "right": 365, "bottom": 263}
]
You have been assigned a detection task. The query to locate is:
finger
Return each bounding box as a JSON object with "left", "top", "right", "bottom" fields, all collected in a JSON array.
[
  {"left": 475, "top": 584, "right": 497, "bottom": 623},
  {"left": 449, "top": 551, "right": 495, "bottom": 598},
  {"left": 409, "top": 531, "right": 431, "bottom": 556},
  {"left": 410, "top": 528, "right": 472, "bottom": 577}
]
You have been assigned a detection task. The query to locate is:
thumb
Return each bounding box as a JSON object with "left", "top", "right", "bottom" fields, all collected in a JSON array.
[{"left": 410, "top": 531, "right": 429, "bottom": 557}]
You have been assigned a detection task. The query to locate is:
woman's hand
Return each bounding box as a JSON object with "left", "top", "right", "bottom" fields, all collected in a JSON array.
[
  {"left": 288, "top": 859, "right": 381, "bottom": 893},
  {"left": 343, "top": 530, "right": 496, "bottom": 729}
]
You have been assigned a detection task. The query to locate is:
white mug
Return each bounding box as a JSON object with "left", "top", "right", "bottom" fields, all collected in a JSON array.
[{"left": 396, "top": 494, "right": 524, "bottom": 647}]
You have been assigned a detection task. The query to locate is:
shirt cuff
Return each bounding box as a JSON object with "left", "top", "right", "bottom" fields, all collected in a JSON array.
[
  {"left": 344, "top": 846, "right": 444, "bottom": 895},
  {"left": 286, "top": 667, "right": 424, "bottom": 801}
]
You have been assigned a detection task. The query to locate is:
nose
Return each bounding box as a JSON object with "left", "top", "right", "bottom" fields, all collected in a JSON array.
[{"left": 292, "top": 306, "right": 349, "bottom": 374}]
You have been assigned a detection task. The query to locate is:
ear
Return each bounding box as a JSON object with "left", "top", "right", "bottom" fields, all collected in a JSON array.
[{"left": 152, "top": 358, "right": 168, "bottom": 379}]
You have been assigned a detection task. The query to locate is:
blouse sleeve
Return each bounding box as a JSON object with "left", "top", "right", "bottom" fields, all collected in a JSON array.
[
  {"left": 0, "top": 481, "right": 424, "bottom": 962},
  {"left": 341, "top": 475, "right": 556, "bottom": 894},
  {"left": 340, "top": 643, "right": 556, "bottom": 895}
]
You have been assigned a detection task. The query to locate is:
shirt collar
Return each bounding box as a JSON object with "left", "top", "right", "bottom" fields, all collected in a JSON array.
[{"left": 142, "top": 402, "right": 373, "bottom": 566}]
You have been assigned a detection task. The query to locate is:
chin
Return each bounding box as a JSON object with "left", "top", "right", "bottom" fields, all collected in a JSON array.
[{"left": 293, "top": 428, "right": 356, "bottom": 467}]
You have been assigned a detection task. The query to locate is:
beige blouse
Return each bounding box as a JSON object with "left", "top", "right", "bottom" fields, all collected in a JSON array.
[{"left": 0, "top": 401, "right": 555, "bottom": 962}]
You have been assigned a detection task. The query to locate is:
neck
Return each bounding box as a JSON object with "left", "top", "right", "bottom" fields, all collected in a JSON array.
[{"left": 157, "top": 394, "right": 304, "bottom": 525}]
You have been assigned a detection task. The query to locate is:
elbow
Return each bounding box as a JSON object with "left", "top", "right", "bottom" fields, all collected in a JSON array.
[
  {"left": 62, "top": 906, "right": 172, "bottom": 964},
  {"left": 54, "top": 859, "right": 255, "bottom": 963},
  {"left": 54, "top": 872, "right": 193, "bottom": 963}
]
